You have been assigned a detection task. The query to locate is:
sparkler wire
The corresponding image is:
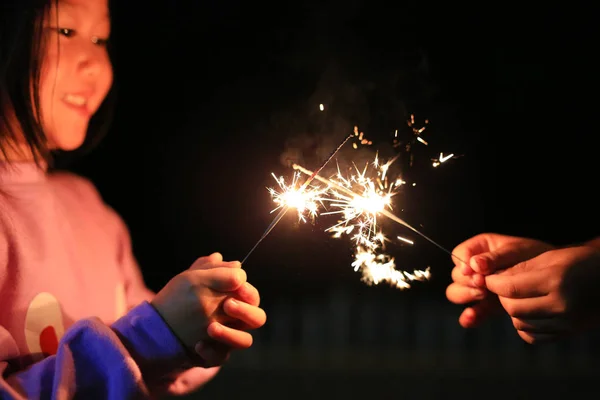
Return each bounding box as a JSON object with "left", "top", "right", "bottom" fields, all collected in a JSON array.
[
  {"left": 242, "top": 134, "right": 354, "bottom": 264},
  {"left": 292, "top": 163, "right": 467, "bottom": 265}
]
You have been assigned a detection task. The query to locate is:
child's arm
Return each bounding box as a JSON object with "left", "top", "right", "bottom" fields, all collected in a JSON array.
[
  {"left": 1, "top": 301, "right": 198, "bottom": 398},
  {"left": 113, "top": 216, "right": 227, "bottom": 395},
  {"left": 1, "top": 262, "right": 265, "bottom": 399},
  {"left": 118, "top": 254, "right": 226, "bottom": 396}
]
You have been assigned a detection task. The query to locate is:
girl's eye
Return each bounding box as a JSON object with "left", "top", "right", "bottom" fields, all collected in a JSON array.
[
  {"left": 57, "top": 28, "right": 75, "bottom": 37},
  {"left": 91, "top": 36, "right": 109, "bottom": 47}
]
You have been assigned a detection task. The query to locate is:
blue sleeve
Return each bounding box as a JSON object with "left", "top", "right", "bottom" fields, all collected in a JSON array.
[{"left": 1, "top": 302, "right": 193, "bottom": 399}]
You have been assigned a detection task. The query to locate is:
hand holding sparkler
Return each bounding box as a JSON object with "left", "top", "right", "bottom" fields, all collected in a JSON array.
[
  {"left": 446, "top": 233, "right": 553, "bottom": 329},
  {"left": 151, "top": 253, "right": 267, "bottom": 366},
  {"left": 448, "top": 233, "right": 600, "bottom": 344}
]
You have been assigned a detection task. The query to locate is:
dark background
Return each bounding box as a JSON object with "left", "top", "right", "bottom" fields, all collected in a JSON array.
[{"left": 66, "top": 1, "right": 599, "bottom": 398}]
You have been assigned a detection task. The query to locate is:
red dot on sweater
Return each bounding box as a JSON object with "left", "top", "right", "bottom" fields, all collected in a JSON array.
[{"left": 39, "top": 326, "right": 58, "bottom": 355}]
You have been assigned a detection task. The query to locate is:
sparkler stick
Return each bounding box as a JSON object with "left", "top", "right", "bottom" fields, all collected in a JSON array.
[
  {"left": 241, "top": 207, "right": 288, "bottom": 264},
  {"left": 242, "top": 134, "right": 354, "bottom": 264},
  {"left": 292, "top": 163, "right": 466, "bottom": 265},
  {"left": 297, "top": 133, "right": 354, "bottom": 192}
]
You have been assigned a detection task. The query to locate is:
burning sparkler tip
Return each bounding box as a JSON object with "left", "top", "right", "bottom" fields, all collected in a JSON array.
[{"left": 262, "top": 115, "right": 451, "bottom": 289}]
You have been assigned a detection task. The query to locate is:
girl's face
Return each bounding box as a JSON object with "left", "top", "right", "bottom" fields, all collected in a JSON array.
[{"left": 40, "top": 0, "right": 113, "bottom": 151}]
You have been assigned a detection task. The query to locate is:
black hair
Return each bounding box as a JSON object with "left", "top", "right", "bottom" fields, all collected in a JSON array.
[{"left": 0, "top": 0, "right": 116, "bottom": 166}]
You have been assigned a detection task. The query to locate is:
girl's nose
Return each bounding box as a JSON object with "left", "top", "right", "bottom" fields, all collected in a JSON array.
[{"left": 78, "top": 40, "right": 110, "bottom": 78}]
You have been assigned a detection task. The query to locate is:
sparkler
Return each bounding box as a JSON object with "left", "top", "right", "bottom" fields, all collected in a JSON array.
[
  {"left": 241, "top": 133, "right": 353, "bottom": 264},
  {"left": 251, "top": 116, "right": 461, "bottom": 289},
  {"left": 292, "top": 163, "right": 457, "bottom": 258},
  {"left": 267, "top": 172, "right": 328, "bottom": 223},
  {"left": 292, "top": 162, "right": 463, "bottom": 289}
]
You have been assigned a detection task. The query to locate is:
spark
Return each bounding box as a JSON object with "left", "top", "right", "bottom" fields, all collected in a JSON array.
[
  {"left": 432, "top": 152, "right": 454, "bottom": 168},
  {"left": 322, "top": 159, "right": 398, "bottom": 251},
  {"left": 408, "top": 114, "right": 429, "bottom": 146},
  {"left": 319, "top": 103, "right": 325, "bottom": 111},
  {"left": 254, "top": 119, "right": 464, "bottom": 288},
  {"left": 397, "top": 236, "right": 414, "bottom": 245},
  {"left": 242, "top": 134, "right": 353, "bottom": 264},
  {"left": 393, "top": 115, "right": 431, "bottom": 166},
  {"left": 352, "top": 125, "right": 372, "bottom": 147},
  {"left": 440, "top": 153, "right": 454, "bottom": 163},
  {"left": 352, "top": 249, "right": 431, "bottom": 290},
  {"left": 267, "top": 172, "right": 329, "bottom": 222},
  {"left": 293, "top": 160, "right": 441, "bottom": 289}
]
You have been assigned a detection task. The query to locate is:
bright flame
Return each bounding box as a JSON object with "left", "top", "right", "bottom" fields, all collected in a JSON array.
[
  {"left": 317, "top": 153, "right": 429, "bottom": 289},
  {"left": 268, "top": 172, "right": 329, "bottom": 222},
  {"left": 351, "top": 190, "right": 389, "bottom": 215}
]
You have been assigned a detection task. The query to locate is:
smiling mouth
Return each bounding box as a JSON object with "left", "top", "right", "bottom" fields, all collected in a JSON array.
[
  {"left": 61, "top": 94, "right": 91, "bottom": 117},
  {"left": 64, "top": 93, "right": 87, "bottom": 106}
]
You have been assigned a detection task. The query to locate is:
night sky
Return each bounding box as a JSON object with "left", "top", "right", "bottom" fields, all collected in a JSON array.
[{"left": 62, "top": 1, "right": 598, "bottom": 305}]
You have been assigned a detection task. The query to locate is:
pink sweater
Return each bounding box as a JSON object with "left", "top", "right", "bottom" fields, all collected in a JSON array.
[{"left": 0, "top": 162, "right": 219, "bottom": 398}]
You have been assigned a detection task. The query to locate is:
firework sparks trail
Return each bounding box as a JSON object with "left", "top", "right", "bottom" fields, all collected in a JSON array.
[
  {"left": 241, "top": 134, "right": 353, "bottom": 264},
  {"left": 292, "top": 163, "right": 466, "bottom": 264},
  {"left": 251, "top": 117, "right": 460, "bottom": 288},
  {"left": 268, "top": 172, "right": 329, "bottom": 223},
  {"left": 291, "top": 162, "right": 439, "bottom": 289}
]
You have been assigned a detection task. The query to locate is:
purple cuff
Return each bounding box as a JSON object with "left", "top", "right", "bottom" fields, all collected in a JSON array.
[{"left": 111, "top": 301, "right": 192, "bottom": 378}]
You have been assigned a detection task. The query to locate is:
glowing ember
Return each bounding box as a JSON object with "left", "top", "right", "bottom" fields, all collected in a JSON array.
[{"left": 268, "top": 172, "right": 329, "bottom": 222}]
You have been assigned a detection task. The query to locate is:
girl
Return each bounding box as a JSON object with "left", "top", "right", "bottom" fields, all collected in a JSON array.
[{"left": 0, "top": 0, "right": 267, "bottom": 398}]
